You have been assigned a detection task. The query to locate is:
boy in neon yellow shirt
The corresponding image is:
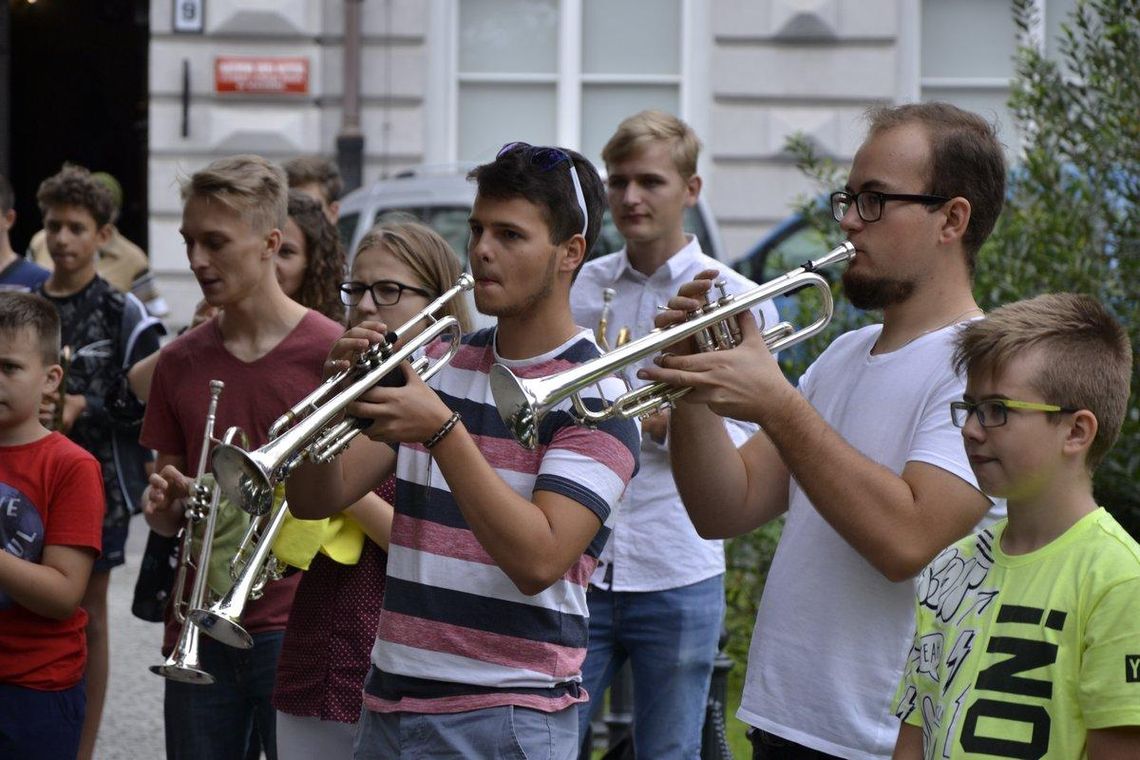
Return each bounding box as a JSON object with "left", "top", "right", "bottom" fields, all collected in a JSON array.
[{"left": 892, "top": 292, "right": 1139, "bottom": 759}]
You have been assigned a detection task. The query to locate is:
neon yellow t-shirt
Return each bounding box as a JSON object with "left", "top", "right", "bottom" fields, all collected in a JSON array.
[{"left": 894, "top": 508, "right": 1140, "bottom": 759}]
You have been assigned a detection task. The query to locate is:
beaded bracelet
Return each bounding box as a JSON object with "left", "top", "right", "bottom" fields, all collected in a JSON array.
[{"left": 424, "top": 411, "right": 461, "bottom": 449}]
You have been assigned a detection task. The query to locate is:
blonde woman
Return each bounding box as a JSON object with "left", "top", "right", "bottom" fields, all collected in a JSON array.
[{"left": 272, "top": 220, "right": 472, "bottom": 759}]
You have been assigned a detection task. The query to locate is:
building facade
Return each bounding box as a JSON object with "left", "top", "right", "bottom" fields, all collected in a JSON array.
[{"left": 148, "top": 0, "right": 1076, "bottom": 326}]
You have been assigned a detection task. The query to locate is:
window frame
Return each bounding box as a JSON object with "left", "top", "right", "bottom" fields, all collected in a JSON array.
[{"left": 424, "top": 0, "right": 709, "bottom": 168}]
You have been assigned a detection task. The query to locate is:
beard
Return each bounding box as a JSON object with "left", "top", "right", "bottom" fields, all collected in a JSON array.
[
  {"left": 474, "top": 248, "right": 558, "bottom": 318},
  {"left": 841, "top": 267, "right": 916, "bottom": 311}
]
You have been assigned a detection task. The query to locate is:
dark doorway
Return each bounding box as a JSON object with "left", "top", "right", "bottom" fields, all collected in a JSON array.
[{"left": 6, "top": 0, "right": 149, "bottom": 255}]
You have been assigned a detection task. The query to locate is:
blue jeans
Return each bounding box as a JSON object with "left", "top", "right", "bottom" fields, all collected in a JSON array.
[
  {"left": 0, "top": 679, "right": 85, "bottom": 760},
  {"left": 355, "top": 704, "right": 578, "bottom": 759},
  {"left": 578, "top": 574, "right": 725, "bottom": 759},
  {"left": 164, "top": 630, "right": 284, "bottom": 760}
]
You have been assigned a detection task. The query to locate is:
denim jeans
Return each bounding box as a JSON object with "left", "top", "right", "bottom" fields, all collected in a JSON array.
[
  {"left": 354, "top": 704, "right": 578, "bottom": 759},
  {"left": 164, "top": 630, "right": 284, "bottom": 760},
  {"left": 577, "top": 574, "right": 725, "bottom": 759}
]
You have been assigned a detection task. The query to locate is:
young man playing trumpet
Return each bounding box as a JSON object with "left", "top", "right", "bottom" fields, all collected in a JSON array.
[
  {"left": 569, "top": 110, "right": 778, "bottom": 757},
  {"left": 140, "top": 155, "right": 343, "bottom": 760},
  {"left": 286, "top": 144, "right": 639, "bottom": 758},
  {"left": 640, "top": 103, "right": 1008, "bottom": 759}
]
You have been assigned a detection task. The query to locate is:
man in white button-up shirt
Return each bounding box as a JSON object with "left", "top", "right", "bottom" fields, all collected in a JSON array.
[{"left": 570, "top": 110, "right": 778, "bottom": 758}]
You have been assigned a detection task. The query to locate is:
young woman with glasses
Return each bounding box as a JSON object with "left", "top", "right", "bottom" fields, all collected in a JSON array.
[{"left": 271, "top": 220, "right": 472, "bottom": 760}]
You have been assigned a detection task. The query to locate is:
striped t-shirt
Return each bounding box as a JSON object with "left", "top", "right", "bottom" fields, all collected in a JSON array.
[{"left": 363, "top": 327, "right": 640, "bottom": 714}]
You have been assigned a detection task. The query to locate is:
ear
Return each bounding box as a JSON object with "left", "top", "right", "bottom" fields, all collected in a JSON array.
[
  {"left": 560, "top": 233, "right": 587, "bottom": 275},
  {"left": 264, "top": 228, "right": 283, "bottom": 259},
  {"left": 937, "top": 197, "right": 971, "bottom": 246},
  {"left": 3, "top": 208, "right": 15, "bottom": 227},
  {"left": 95, "top": 223, "right": 114, "bottom": 248},
  {"left": 43, "top": 362, "right": 63, "bottom": 396},
  {"left": 684, "top": 174, "right": 702, "bottom": 208},
  {"left": 326, "top": 201, "right": 340, "bottom": 224},
  {"left": 1062, "top": 409, "right": 1098, "bottom": 460}
]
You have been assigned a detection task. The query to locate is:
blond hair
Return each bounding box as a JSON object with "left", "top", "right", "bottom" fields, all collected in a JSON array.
[
  {"left": 181, "top": 154, "right": 288, "bottom": 234},
  {"left": 353, "top": 220, "right": 474, "bottom": 333},
  {"left": 602, "top": 110, "right": 701, "bottom": 180},
  {"left": 953, "top": 292, "right": 1132, "bottom": 471}
]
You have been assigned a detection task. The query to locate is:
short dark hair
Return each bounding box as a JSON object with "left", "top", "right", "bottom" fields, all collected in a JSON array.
[
  {"left": 0, "top": 291, "right": 61, "bottom": 365},
  {"left": 954, "top": 292, "right": 1132, "bottom": 472},
  {"left": 866, "top": 102, "right": 1006, "bottom": 273},
  {"left": 0, "top": 173, "right": 14, "bottom": 214},
  {"left": 467, "top": 145, "right": 606, "bottom": 266},
  {"left": 286, "top": 190, "right": 346, "bottom": 322},
  {"left": 37, "top": 164, "right": 116, "bottom": 228},
  {"left": 284, "top": 155, "right": 344, "bottom": 204}
]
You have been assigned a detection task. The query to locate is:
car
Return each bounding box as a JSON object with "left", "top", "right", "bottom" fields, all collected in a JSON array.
[
  {"left": 732, "top": 198, "right": 833, "bottom": 286},
  {"left": 336, "top": 165, "right": 730, "bottom": 327}
]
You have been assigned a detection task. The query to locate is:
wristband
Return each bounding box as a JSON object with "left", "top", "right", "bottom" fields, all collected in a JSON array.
[{"left": 424, "top": 411, "right": 461, "bottom": 449}]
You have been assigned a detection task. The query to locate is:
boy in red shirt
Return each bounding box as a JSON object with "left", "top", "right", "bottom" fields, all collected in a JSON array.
[{"left": 0, "top": 291, "right": 104, "bottom": 757}]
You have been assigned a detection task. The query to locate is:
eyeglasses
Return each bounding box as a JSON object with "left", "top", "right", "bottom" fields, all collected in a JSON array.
[
  {"left": 496, "top": 142, "right": 589, "bottom": 236},
  {"left": 830, "top": 190, "right": 950, "bottom": 223},
  {"left": 338, "top": 279, "right": 434, "bottom": 308},
  {"left": 950, "top": 399, "right": 1079, "bottom": 429}
]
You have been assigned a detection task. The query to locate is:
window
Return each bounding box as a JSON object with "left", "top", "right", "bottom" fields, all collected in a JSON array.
[
  {"left": 437, "top": 0, "right": 694, "bottom": 166},
  {"left": 919, "top": 0, "right": 1079, "bottom": 151}
]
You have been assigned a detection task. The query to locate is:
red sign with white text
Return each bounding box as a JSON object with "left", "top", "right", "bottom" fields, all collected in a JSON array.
[{"left": 215, "top": 56, "right": 309, "bottom": 95}]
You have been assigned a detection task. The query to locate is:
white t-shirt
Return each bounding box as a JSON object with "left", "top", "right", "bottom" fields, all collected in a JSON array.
[
  {"left": 738, "top": 321, "right": 1004, "bottom": 760},
  {"left": 570, "top": 237, "right": 777, "bottom": 591}
]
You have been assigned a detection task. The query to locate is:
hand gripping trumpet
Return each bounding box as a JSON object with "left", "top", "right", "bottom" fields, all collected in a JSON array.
[
  {"left": 211, "top": 273, "right": 475, "bottom": 516},
  {"left": 491, "top": 241, "right": 856, "bottom": 449},
  {"left": 150, "top": 380, "right": 231, "bottom": 683}
]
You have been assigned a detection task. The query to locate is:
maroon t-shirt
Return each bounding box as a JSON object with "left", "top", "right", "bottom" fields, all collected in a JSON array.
[{"left": 141, "top": 310, "right": 343, "bottom": 651}]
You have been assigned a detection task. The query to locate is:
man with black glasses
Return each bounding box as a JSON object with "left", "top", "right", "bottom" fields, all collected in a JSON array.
[
  {"left": 640, "top": 102, "right": 1007, "bottom": 760},
  {"left": 287, "top": 144, "right": 640, "bottom": 758}
]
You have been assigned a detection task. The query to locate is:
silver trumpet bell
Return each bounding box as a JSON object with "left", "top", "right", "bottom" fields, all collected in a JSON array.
[
  {"left": 491, "top": 242, "right": 855, "bottom": 449},
  {"left": 211, "top": 273, "right": 474, "bottom": 516},
  {"left": 187, "top": 497, "right": 290, "bottom": 649}
]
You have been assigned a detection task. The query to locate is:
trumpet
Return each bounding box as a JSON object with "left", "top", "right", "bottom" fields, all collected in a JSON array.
[
  {"left": 47, "top": 345, "right": 72, "bottom": 431},
  {"left": 491, "top": 241, "right": 856, "bottom": 449},
  {"left": 211, "top": 273, "right": 475, "bottom": 516},
  {"left": 151, "top": 380, "right": 227, "bottom": 684},
  {"left": 188, "top": 496, "right": 289, "bottom": 649},
  {"left": 597, "top": 288, "right": 631, "bottom": 351}
]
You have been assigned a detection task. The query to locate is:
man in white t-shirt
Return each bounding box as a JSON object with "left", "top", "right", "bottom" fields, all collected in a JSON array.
[
  {"left": 570, "top": 110, "right": 778, "bottom": 758},
  {"left": 640, "top": 102, "right": 1008, "bottom": 760}
]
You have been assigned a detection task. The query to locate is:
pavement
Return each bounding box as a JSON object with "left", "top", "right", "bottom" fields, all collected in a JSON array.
[{"left": 92, "top": 514, "right": 167, "bottom": 759}]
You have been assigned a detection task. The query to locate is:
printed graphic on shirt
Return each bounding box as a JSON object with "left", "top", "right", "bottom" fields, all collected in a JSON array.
[
  {"left": 899, "top": 531, "right": 1075, "bottom": 759},
  {"left": 1127, "top": 655, "right": 1140, "bottom": 683},
  {"left": 0, "top": 482, "right": 45, "bottom": 609}
]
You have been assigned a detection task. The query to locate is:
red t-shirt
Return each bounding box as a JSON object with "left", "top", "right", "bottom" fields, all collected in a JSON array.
[
  {"left": 140, "top": 310, "right": 343, "bottom": 652},
  {"left": 0, "top": 432, "right": 104, "bottom": 690}
]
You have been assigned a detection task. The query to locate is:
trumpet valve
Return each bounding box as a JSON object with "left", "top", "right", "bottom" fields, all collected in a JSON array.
[{"left": 690, "top": 298, "right": 718, "bottom": 353}]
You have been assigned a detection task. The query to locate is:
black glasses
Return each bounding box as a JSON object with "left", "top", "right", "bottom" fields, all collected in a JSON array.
[
  {"left": 950, "top": 399, "right": 1079, "bottom": 429},
  {"left": 830, "top": 190, "right": 950, "bottom": 223},
  {"left": 338, "top": 279, "right": 434, "bottom": 308},
  {"left": 496, "top": 142, "right": 589, "bottom": 236}
]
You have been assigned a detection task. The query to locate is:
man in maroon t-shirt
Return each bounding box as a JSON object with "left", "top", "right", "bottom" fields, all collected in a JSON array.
[{"left": 140, "top": 155, "right": 342, "bottom": 760}]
